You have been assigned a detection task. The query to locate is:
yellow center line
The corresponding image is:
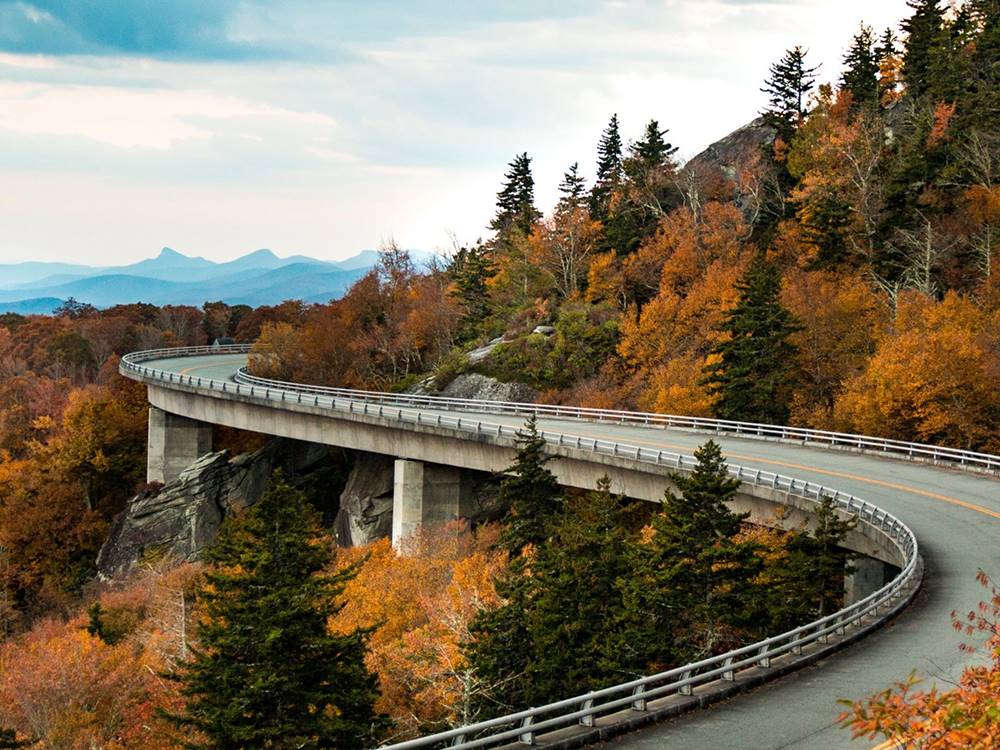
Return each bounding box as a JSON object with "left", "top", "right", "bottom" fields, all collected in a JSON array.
[{"left": 564, "top": 428, "right": 1000, "bottom": 521}]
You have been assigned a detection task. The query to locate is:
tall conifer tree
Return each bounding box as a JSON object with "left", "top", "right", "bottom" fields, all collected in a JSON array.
[
  {"left": 496, "top": 415, "right": 562, "bottom": 556},
  {"left": 901, "top": 0, "right": 947, "bottom": 99},
  {"left": 557, "top": 162, "right": 588, "bottom": 213},
  {"left": 702, "top": 253, "right": 801, "bottom": 424},
  {"left": 466, "top": 417, "right": 563, "bottom": 713},
  {"left": 166, "top": 474, "right": 379, "bottom": 750},
  {"left": 520, "top": 478, "right": 637, "bottom": 704},
  {"left": 761, "top": 46, "right": 820, "bottom": 140},
  {"left": 841, "top": 25, "right": 881, "bottom": 109},
  {"left": 590, "top": 114, "right": 624, "bottom": 222},
  {"left": 490, "top": 153, "right": 541, "bottom": 248},
  {"left": 610, "top": 441, "right": 760, "bottom": 671}
]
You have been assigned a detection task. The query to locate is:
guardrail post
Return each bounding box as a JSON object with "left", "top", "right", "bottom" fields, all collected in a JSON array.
[
  {"left": 450, "top": 734, "right": 466, "bottom": 747},
  {"left": 678, "top": 670, "right": 693, "bottom": 695},
  {"left": 631, "top": 684, "right": 647, "bottom": 711},
  {"left": 722, "top": 657, "right": 735, "bottom": 681},
  {"left": 518, "top": 716, "right": 536, "bottom": 745},
  {"left": 756, "top": 645, "right": 771, "bottom": 668},
  {"left": 579, "top": 697, "right": 596, "bottom": 726}
]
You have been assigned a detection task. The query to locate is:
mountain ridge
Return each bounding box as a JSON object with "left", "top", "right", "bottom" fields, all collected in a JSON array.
[{"left": 0, "top": 247, "right": 405, "bottom": 311}]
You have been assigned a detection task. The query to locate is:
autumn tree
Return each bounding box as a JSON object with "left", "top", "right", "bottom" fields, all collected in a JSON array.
[
  {"left": 834, "top": 290, "right": 1000, "bottom": 451},
  {"left": 843, "top": 570, "right": 1000, "bottom": 748},
  {"left": 167, "top": 474, "right": 380, "bottom": 749},
  {"left": 702, "top": 253, "right": 801, "bottom": 424},
  {"left": 528, "top": 206, "right": 602, "bottom": 299},
  {"left": 329, "top": 526, "right": 505, "bottom": 738}
]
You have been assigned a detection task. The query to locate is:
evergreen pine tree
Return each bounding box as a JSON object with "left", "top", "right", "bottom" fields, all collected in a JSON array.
[
  {"left": 901, "top": 0, "right": 947, "bottom": 99},
  {"left": 465, "top": 416, "right": 563, "bottom": 714},
  {"left": 448, "top": 242, "right": 494, "bottom": 339},
  {"left": 495, "top": 415, "right": 562, "bottom": 555},
  {"left": 166, "top": 473, "right": 380, "bottom": 750},
  {"left": 967, "top": 0, "right": 1000, "bottom": 129},
  {"left": 761, "top": 46, "right": 820, "bottom": 140},
  {"left": 841, "top": 25, "right": 881, "bottom": 109},
  {"left": 631, "top": 120, "right": 678, "bottom": 170},
  {"left": 520, "top": 478, "right": 638, "bottom": 704},
  {"left": 702, "top": 253, "right": 801, "bottom": 424},
  {"left": 788, "top": 496, "right": 858, "bottom": 617},
  {"left": 557, "top": 162, "right": 587, "bottom": 214},
  {"left": 590, "top": 114, "right": 624, "bottom": 222},
  {"left": 876, "top": 27, "right": 898, "bottom": 62},
  {"left": 611, "top": 441, "right": 760, "bottom": 671},
  {"left": 490, "top": 153, "right": 541, "bottom": 249}
]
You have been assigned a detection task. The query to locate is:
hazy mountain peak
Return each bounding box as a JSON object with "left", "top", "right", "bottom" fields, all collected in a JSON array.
[{"left": 243, "top": 248, "right": 279, "bottom": 260}]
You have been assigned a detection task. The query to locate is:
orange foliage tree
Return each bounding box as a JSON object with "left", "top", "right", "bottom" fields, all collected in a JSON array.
[
  {"left": 0, "top": 563, "right": 201, "bottom": 750},
  {"left": 330, "top": 523, "right": 505, "bottom": 739},
  {"left": 834, "top": 291, "right": 1000, "bottom": 451},
  {"left": 843, "top": 571, "right": 1000, "bottom": 749}
]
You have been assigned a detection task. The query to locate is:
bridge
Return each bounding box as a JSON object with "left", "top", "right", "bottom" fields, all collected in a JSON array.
[{"left": 120, "top": 345, "right": 1000, "bottom": 750}]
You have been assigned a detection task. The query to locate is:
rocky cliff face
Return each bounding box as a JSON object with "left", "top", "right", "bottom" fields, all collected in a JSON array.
[
  {"left": 332, "top": 452, "right": 395, "bottom": 547},
  {"left": 97, "top": 439, "right": 345, "bottom": 579},
  {"left": 684, "top": 116, "right": 777, "bottom": 184},
  {"left": 99, "top": 437, "right": 508, "bottom": 578}
]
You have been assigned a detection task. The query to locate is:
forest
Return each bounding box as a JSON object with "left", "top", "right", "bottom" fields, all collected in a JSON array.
[{"left": 1, "top": 1, "right": 998, "bottom": 748}]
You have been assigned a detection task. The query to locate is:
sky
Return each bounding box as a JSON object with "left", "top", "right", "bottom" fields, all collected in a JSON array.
[{"left": 0, "top": 0, "right": 914, "bottom": 265}]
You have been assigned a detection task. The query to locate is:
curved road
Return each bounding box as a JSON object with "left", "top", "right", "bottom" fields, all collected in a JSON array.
[{"left": 145, "top": 353, "right": 1000, "bottom": 750}]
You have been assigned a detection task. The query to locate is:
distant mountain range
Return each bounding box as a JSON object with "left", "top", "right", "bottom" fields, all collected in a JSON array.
[{"left": 0, "top": 247, "right": 414, "bottom": 313}]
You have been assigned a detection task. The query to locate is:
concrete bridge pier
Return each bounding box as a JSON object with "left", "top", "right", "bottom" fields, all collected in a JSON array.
[
  {"left": 844, "top": 556, "right": 890, "bottom": 606},
  {"left": 391, "top": 459, "right": 475, "bottom": 550},
  {"left": 147, "top": 406, "right": 213, "bottom": 484}
]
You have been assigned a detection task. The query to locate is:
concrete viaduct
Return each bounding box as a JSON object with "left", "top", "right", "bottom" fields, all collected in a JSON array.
[{"left": 121, "top": 346, "right": 1000, "bottom": 750}]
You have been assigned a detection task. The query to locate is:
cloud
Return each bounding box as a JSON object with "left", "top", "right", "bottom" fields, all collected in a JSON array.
[
  {"left": 0, "top": 0, "right": 916, "bottom": 265},
  {"left": 0, "top": 80, "right": 337, "bottom": 149},
  {"left": 0, "top": 0, "right": 290, "bottom": 59}
]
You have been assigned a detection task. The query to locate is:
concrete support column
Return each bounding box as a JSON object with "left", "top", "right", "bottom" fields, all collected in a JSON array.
[
  {"left": 147, "top": 406, "right": 213, "bottom": 485},
  {"left": 844, "top": 556, "right": 888, "bottom": 606},
  {"left": 392, "top": 460, "right": 473, "bottom": 550}
]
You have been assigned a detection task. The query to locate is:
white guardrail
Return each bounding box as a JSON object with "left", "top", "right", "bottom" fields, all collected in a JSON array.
[{"left": 118, "top": 345, "right": 939, "bottom": 749}]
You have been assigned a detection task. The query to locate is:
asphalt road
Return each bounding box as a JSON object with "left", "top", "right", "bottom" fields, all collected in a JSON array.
[{"left": 143, "top": 353, "right": 1000, "bottom": 750}]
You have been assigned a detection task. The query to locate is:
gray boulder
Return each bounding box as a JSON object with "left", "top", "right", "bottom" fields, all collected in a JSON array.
[{"left": 440, "top": 372, "right": 536, "bottom": 404}]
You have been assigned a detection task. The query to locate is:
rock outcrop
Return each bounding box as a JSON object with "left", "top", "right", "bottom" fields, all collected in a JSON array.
[
  {"left": 684, "top": 116, "right": 777, "bottom": 184},
  {"left": 439, "top": 372, "right": 536, "bottom": 403},
  {"left": 97, "top": 439, "right": 345, "bottom": 579},
  {"left": 332, "top": 452, "right": 395, "bottom": 547},
  {"left": 99, "top": 435, "right": 511, "bottom": 577}
]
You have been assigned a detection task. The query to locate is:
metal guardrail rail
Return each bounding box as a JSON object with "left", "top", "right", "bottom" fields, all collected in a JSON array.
[
  {"left": 234, "top": 359, "right": 998, "bottom": 475},
  {"left": 118, "top": 346, "right": 934, "bottom": 750}
]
